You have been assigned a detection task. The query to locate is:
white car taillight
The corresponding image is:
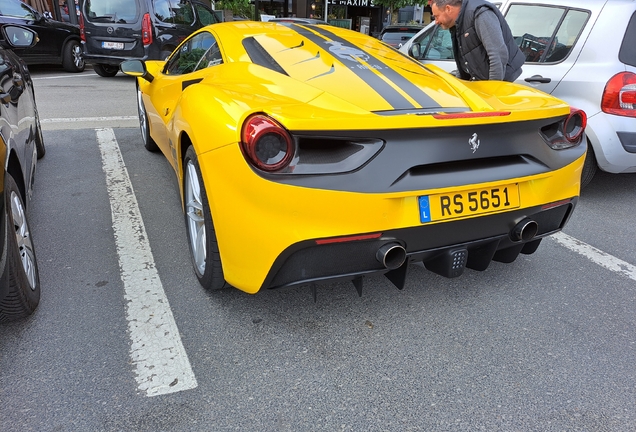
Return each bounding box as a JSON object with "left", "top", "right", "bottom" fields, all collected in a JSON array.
[
  {"left": 601, "top": 72, "right": 636, "bottom": 117},
  {"left": 620, "top": 84, "right": 636, "bottom": 109}
]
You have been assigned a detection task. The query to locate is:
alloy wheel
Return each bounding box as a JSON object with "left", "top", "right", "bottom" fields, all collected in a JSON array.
[
  {"left": 137, "top": 89, "right": 148, "bottom": 144},
  {"left": 185, "top": 160, "right": 206, "bottom": 275},
  {"left": 72, "top": 44, "right": 84, "bottom": 69},
  {"left": 10, "top": 191, "right": 37, "bottom": 290}
]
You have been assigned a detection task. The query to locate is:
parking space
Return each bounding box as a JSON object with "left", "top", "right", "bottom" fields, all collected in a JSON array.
[{"left": 1, "top": 70, "right": 635, "bottom": 431}]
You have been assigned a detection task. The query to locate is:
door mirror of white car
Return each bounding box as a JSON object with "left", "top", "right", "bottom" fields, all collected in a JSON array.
[{"left": 408, "top": 43, "right": 421, "bottom": 59}]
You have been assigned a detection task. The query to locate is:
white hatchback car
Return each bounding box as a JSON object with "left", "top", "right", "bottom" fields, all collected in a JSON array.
[{"left": 401, "top": 0, "right": 636, "bottom": 186}]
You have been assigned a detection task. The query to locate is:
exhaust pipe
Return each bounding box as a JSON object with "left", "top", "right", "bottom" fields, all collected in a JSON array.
[
  {"left": 376, "top": 243, "right": 407, "bottom": 270},
  {"left": 511, "top": 218, "right": 538, "bottom": 242}
]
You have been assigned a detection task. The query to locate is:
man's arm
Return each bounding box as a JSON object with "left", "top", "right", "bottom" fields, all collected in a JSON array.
[{"left": 475, "top": 9, "right": 508, "bottom": 80}]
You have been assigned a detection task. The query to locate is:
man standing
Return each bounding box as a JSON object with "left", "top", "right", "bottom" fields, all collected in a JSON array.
[{"left": 430, "top": 0, "right": 525, "bottom": 82}]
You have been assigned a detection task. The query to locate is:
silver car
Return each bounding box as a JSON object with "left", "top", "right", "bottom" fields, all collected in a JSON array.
[{"left": 401, "top": 0, "right": 636, "bottom": 186}]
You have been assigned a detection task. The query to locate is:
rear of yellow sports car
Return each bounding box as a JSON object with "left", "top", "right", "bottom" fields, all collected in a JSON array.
[{"left": 135, "top": 22, "right": 586, "bottom": 294}]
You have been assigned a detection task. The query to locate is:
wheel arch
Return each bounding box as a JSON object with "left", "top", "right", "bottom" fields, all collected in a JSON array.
[
  {"left": 61, "top": 35, "right": 81, "bottom": 54},
  {"left": 6, "top": 149, "right": 26, "bottom": 206},
  {"left": 178, "top": 130, "right": 193, "bottom": 207}
]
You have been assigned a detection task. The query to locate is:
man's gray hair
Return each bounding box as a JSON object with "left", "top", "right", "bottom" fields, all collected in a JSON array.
[{"left": 430, "top": 0, "right": 463, "bottom": 7}]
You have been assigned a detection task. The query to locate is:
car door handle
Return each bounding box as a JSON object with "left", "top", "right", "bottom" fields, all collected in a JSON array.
[{"left": 524, "top": 75, "right": 551, "bottom": 84}]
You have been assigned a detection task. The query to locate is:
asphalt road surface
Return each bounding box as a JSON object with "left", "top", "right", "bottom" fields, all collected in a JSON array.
[{"left": 1, "top": 66, "right": 635, "bottom": 431}]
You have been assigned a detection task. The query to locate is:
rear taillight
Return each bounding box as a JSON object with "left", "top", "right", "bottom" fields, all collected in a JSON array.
[
  {"left": 563, "top": 108, "right": 586, "bottom": 143},
  {"left": 241, "top": 114, "right": 294, "bottom": 172},
  {"left": 79, "top": 13, "right": 85, "bottom": 42},
  {"left": 540, "top": 107, "right": 587, "bottom": 149},
  {"left": 142, "top": 13, "right": 152, "bottom": 46},
  {"left": 601, "top": 72, "right": 636, "bottom": 117}
]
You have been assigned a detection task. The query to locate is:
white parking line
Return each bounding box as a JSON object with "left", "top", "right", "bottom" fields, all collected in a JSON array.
[
  {"left": 32, "top": 72, "right": 99, "bottom": 80},
  {"left": 551, "top": 232, "right": 636, "bottom": 282},
  {"left": 41, "top": 116, "right": 138, "bottom": 130},
  {"left": 41, "top": 116, "right": 137, "bottom": 123},
  {"left": 96, "top": 128, "right": 197, "bottom": 397}
]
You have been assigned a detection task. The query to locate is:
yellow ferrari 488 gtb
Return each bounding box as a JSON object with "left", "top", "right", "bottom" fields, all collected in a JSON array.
[{"left": 120, "top": 21, "right": 586, "bottom": 295}]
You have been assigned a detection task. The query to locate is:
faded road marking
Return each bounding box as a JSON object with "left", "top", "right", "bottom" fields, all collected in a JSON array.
[
  {"left": 41, "top": 116, "right": 137, "bottom": 123},
  {"left": 97, "top": 128, "right": 197, "bottom": 397},
  {"left": 551, "top": 232, "right": 636, "bottom": 282},
  {"left": 41, "top": 116, "right": 138, "bottom": 130}
]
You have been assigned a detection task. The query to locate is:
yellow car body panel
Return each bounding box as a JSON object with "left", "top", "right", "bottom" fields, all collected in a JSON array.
[
  {"left": 199, "top": 143, "right": 584, "bottom": 293},
  {"left": 124, "top": 21, "right": 587, "bottom": 294}
]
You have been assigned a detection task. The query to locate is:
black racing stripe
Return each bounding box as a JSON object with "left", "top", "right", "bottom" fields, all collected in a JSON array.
[
  {"left": 289, "top": 24, "right": 415, "bottom": 110},
  {"left": 243, "top": 37, "right": 288, "bottom": 75},
  {"left": 305, "top": 25, "right": 442, "bottom": 110}
]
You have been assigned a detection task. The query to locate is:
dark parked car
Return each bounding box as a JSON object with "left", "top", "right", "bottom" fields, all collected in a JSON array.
[
  {"left": 0, "top": 0, "right": 84, "bottom": 72},
  {"left": 378, "top": 24, "right": 423, "bottom": 49},
  {"left": 80, "top": 0, "right": 220, "bottom": 77},
  {"left": 0, "top": 24, "right": 43, "bottom": 322}
]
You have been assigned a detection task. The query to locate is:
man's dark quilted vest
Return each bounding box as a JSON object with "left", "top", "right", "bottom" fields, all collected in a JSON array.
[{"left": 450, "top": 0, "right": 524, "bottom": 81}]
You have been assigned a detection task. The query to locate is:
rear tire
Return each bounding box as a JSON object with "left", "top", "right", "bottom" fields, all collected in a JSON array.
[
  {"left": 581, "top": 141, "right": 597, "bottom": 188},
  {"left": 183, "top": 146, "right": 226, "bottom": 291},
  {"left": 93, "top": 63, "right": 119, "bottom": 77},
  {"left": 136, "top": 83, "right": 158, "bottom": 152},
  {"left": 34, "top": 110, "right": 45, "bottom": 159},
  {"left": 0, "top": 173, "right": 40, "bottom": 322},
  {"left": 62, "top": 39, "right": 85, "bottom": 73},
  {"left": 160, "top": 50, "right": 173, "bottom": 61}
]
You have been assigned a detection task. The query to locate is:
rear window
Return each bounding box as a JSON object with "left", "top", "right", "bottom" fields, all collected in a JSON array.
[
  {"left": 84, "top": 0, "right": 139, "bottom": 23},
  {"left": 382, "top": 32, "right": 418, "bottom": 42},
  {"left": 619, "top": 12, "right": 636, "bottom": 67},
  {"left": 383, "top": 27, "right": 421, "bottom": 34},
  {"left": 154, "top": 0, "right": 195, "bottom": 25},
  {"left": 506, "top": 4, "right": 589, "bottom": 63}
]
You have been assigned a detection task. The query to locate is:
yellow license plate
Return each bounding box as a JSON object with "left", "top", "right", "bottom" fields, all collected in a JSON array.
[{"left": 418, "top": 184, "right": 520, "bottom": 223}]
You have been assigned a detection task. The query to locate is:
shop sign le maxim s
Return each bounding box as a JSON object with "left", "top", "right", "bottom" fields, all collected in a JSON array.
[{"left": 329, "top": 0, "right": 375, "bottom": 7}]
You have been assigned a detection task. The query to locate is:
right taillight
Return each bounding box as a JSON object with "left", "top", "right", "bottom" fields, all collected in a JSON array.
[
  {"left": 142, "top": 13, "right": 152, "bottom": 46},
  {"left": 540, "top": 108, "right": 587, "bottom": 149},
  {"left": 601, "top": 72, "right": 636, "bottom": 117},
  {"left": 563, "top": 108, "right": 586, "bottom": 143}
]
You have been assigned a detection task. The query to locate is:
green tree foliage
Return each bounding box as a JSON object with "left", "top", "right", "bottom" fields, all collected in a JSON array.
[
  {"left": 214, "top": 0, "right": 255, "bottom": 20},
  {"left": 374, "top": 0, "right": 428, "bottom": 24}
]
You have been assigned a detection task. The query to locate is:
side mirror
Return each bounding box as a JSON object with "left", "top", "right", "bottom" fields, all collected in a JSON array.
[
  {"left": 33, "top": 10, "right": 45, "bottom": 22},
  {"left": 408, "top": 43, "right": 421, "bottom": 59},
  {"left": 0, "top": 25, "right": 38, "bottom": 49},
  {"left": 120, "top": 59, "right": 154, "bottom": 82}
]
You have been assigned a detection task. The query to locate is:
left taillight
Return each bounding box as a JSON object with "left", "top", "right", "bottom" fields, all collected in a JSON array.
[
  {"left": 540, "top": 108, "right": 587, "bottom": 150},
  {"left": 142, "top": 13, "right": 152, "bottom": 46},
  {"left": 601, "top": 72, "right": 636, "bottom": 117},
  {"left": 241, "top": 114, "right": 294, "bottom": 172}
]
